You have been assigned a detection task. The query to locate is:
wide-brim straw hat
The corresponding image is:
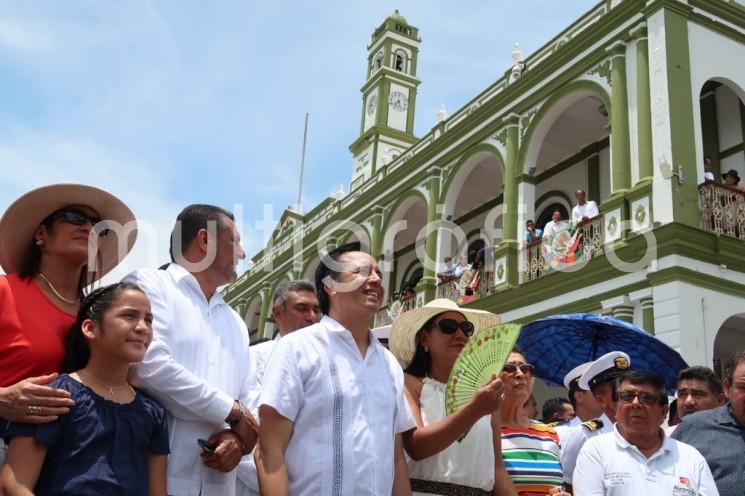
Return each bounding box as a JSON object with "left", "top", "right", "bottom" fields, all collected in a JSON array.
[
  {"left": 389, "top": 298, "right": 501, "bottom": 368},
  {"left": 0, "top": 184, "right": 137, "bottom": 282}
]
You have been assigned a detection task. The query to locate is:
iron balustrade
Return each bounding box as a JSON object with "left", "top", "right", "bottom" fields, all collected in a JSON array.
[
  {"left": 699, "top": 182, "right": 745, "bottom": 240},
  {"left": 520, "top": 215, "right": 604, "bottom": 283}
]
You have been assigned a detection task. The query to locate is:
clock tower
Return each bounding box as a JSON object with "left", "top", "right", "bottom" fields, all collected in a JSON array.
[{"left": 349, "top": 10, "right": 421, "bottom": 189}]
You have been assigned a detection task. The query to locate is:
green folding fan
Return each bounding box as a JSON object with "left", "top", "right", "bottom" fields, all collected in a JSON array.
[{"left": 445, "top": 323, "right": 522, "bottom": 439}]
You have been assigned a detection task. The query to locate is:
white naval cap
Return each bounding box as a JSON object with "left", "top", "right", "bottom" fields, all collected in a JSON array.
[
  {"left": 578, "top": 351, "right": 631, "bottom": 391},
  {"left": 563, "top": 361, "right": 593, "bottom": 389}
]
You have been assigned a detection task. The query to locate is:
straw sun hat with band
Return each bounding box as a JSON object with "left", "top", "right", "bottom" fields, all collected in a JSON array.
[
  {"left": 0, "top": 184, "right": 137, "bottom": 282},
  {"left": 389, "top": 298, "right": 501, "bottom": 369}
]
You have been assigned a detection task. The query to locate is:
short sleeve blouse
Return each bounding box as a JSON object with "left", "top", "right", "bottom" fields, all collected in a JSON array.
[
  {"left": 0, "top": 274, "right": 75, "bottom": 387},
  {"left": 5, "top": 374, "right": 169, "bottom": 496}
]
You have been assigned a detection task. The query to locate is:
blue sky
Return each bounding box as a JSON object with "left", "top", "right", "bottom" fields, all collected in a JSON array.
[{"left": 0, "top": 0, "right": 597, "bottom": 280}]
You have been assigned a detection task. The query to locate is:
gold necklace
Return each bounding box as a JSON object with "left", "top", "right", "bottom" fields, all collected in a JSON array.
[
  {"left": 79, "top": 369, "right": 133, "bottom": 396},
  {"left": 38, "top": 272, "right": 79, "bottom": 305}
]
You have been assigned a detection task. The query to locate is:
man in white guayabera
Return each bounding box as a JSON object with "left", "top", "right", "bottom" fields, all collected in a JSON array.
[{"left": 256, "top": 242, "right": 415, "bottom": 496}]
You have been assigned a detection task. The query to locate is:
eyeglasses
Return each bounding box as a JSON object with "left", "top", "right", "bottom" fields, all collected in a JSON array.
[
  {"left": 502, "top": 362, "right": 535, "bottom": 375},
  {"left": 617, "top": 390, "right": 662, "bottom": 407},
  {"left": 434, "top": 318, "right": 475, "bottom": 336},
  {"left": 50, "top": 208, "right": 110, "bottom": 236}
]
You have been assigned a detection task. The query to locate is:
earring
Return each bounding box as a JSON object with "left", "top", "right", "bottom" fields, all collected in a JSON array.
[
  {"left": 423, "top": 346, "right": 429, "bottom": 353},
  {"left": 36, "top": 239, "right": 43, "bottom": 247}
]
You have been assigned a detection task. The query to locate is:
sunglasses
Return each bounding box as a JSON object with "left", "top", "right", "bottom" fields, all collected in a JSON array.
[
  {"left": 434, "top": 318, "right": 475, "bottom": 336},
  {"left": 502, "top": 362, "right": 535, "bottom": 375},
  {"left": 50, "top": 208, "right": 110, "bottom": 236},
  {"left": 616, "top": 390, "right": 662, "bottom": 407}
]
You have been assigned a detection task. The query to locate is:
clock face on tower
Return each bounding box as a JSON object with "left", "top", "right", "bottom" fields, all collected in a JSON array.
[
  {"left": 389, "top": 91, "right": 408, "bottom": 112},
  {"left": 367, "top": 94, "right": 377, "bottom": 116}
]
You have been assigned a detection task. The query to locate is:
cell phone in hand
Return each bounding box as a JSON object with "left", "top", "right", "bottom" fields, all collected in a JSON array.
[{"left": 197, "top": 438, "right": 215, "bottom": 453}]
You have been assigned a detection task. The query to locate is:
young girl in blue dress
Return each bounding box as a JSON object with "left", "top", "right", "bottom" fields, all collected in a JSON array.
[{"left": 0, "top": 282, "right": 170, "bottom": 496}]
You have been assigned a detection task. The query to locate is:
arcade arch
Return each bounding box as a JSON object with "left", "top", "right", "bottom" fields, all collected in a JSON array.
[{"left": 521, "top": 87, "right": 611, "bottom": 227}]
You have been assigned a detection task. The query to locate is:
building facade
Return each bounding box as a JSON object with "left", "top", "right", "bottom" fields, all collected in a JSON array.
[{"left": 224, "top": 0, "right": 745, "bottom": 375}]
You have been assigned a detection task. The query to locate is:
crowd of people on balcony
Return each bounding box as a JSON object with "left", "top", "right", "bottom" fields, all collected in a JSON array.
[
  {"left": 524, "top": 190, "right": 601, "bottom": 248},
  {"left": 702, "top": 156, "right": 745, "bottom": 192},
  {"left": 1, "top": 182, "right": 744, "bottom": 496},
  {"left": 435, "top": 250, "right": 486, "bottom": 304}
]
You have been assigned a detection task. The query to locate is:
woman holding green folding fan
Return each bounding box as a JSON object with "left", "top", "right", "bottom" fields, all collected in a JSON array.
[{"left": 389, "top": 298, "right": 518, "bottom": 496}]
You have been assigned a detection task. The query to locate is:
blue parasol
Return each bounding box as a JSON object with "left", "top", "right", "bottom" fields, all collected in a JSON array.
[{"left": 517, "top": 313, "right": 688, "bottom": 394}]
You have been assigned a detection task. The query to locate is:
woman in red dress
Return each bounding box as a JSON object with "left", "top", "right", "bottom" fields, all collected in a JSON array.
[{"left": 0, "top": 183, "right": 136, "bottom": 459}]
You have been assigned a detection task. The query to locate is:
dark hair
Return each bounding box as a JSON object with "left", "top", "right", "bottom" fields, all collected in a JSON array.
[
  {"left": 19, "top": 207, "right": 98, "bottom": 297},
  {"left": 676, "top": 366, "right": 723, "bottom": 395},
  {"left": 668, "top": 397, "right": 678, "bottom": 424},
  {"left": 170, "top": 204, "right": 234, "bottom": 262},
  {"left": 272, "top": 279, "right": 316, "bottom": 309},
  {"left": 542, "top": 397, "right": 571, "bottom": 423},
  {"left": 725, "top": 350, "right": 745, "bottom": 385},
  {"left": 526, "top": 220, "right": 534, "bottom": 225},
  {"left": 314, "top": 242, "right": 361, "bottom": 315},
  {"left": 615, "top": 370, "right": 667, "bottom": 405},
  {"left": 568, "top": 388, "right": 578, "bottom": 409},
  {"left": 61, "top": 282, "right": 144, "bottom": 372},
  {"left": 403, "top": 314, "right": 441, "bottom": 378}
]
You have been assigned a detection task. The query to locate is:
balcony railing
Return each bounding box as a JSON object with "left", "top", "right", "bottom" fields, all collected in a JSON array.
[
  {"left": 436, "top": 280, "right": 459, "bottom": 299},
  {"left": 373, "top": 295, "right": 417, "bottom": 328},
  {"left": 520, "top": 215, "right": 604, "bottom": 283},
  {"left": 435, "top": 266, "right": 495, "bottom": 304},
  {"left": 699, "top": 182, "right": 745, "bottom": 240}
]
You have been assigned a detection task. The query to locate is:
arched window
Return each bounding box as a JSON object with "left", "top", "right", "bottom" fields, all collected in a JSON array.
[
  {"left": 374, "top": 52, "right": 383, "bottom": 71},
  {"left": 404, "top": 267, "right": 423, "bottom": 290},
  {"left": 468, "top": 239, "right": 486, "bottom": 266},
  {"left": 394, "top": 51, "right": 405, "bottom": 72},
  {"left": 536, "top": 203, "right": 569, "bottom": 232}
]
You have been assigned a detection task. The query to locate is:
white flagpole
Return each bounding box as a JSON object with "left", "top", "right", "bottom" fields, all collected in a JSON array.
[{"left": 296, "top": 112, "right": 309, "bottom": 211}]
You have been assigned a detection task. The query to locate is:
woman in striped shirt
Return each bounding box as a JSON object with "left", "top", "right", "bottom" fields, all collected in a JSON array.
[{"left": 500, "top": 347, "right": 568, "bottom": 496}]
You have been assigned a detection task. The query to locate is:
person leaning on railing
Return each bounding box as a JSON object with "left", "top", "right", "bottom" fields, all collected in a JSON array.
[
  {"left": 722, "top": 169, "right": 745, "bottom": 192},
  {"left": 524, "top": 220, "right": 542, "bottom": 245}
]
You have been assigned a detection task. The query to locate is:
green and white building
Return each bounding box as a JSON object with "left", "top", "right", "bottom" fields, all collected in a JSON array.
[{"left": 224, "top": 0, "right": 745, "bottom": 377}]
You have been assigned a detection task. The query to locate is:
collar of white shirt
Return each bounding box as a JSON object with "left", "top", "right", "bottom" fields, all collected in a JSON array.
[
  {"left": 613, "top": 423, "right": 672, "bottom": 462},
  {"left": 320, "top": 315, "right": 381, "bottom": 358},
  {"left": 166, "top": 263, "right": 227, "bottom": 310}
]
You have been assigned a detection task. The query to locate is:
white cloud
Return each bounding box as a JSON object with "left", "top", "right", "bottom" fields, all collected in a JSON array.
[
  {"left": 0, "top": 0, "right": 600, "bottom": 275},
  {"left": 0, "top": 19, "right": 56, "bottom": 54},
  {"left": 0, "top": 129, "right": 181, "bottom": 283}
]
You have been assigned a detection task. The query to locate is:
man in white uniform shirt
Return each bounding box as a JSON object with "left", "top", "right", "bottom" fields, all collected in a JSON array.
[
  {"left": 257, "top": 243, "right": 415, "bottom": 496},
  {"left": 554, "top": 361, "right": 602, "bottom": 441},
  {"left": 571, "top": 190, "right": 599, "bottom": 224},
  {"left": 560, "top": 351, "right": 630, "bottom": 492},
  {"left": 127, "top": 204, "right": 258, "bottom": 496},
  {"left": 236, "top": 280, "right": 320, "bottom": 496},
  {"left": 573, "top": 370, "right": 718, "bottom": 495}
]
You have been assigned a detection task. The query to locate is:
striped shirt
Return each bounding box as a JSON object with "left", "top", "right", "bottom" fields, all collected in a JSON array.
[{"left": 501, "top": 421, "right": 563, "bottom": 495}]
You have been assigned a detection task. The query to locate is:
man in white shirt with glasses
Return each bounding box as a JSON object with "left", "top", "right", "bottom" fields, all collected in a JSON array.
[{"left": 573, "top": 370, "right": 718, "bottom": 495}]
